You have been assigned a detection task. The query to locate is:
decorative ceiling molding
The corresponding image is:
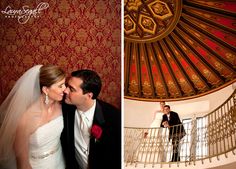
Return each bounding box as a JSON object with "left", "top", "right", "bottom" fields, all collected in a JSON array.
[
  {"left": 124, "top": 0, "right": 182, "bottom": 42},
  {"left": 124, "top": 0, "right": 236, "bottom": 101}
]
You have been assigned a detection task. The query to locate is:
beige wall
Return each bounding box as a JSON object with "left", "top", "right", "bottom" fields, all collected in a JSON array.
[{"left": 124, "top": 83, "right": 235, "bottom": 127}]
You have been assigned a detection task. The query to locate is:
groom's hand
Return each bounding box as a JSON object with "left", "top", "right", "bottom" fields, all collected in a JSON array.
[
  {"left": 162, "top": 121, "right": 167, "bottom": 126},
  {"left": 162, "top": 121, "right": 170, "bottom": 128}
]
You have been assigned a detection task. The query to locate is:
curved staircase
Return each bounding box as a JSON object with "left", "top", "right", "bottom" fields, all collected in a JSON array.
[{"left": 124, "top": 90, "right": 236, "bottom": 168}]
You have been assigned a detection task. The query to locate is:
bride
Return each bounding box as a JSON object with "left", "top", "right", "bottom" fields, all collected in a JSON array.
[
  {"left": 146, "top": 101, "right": 170, "bottom": 162},
  {"left": 0, "top": 65, "right": 66, "bottom": 169}
]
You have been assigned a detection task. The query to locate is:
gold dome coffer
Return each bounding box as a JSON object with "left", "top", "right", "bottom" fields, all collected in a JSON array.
[{"left": 124, "top": 0, "right": 182, "bottom": 43}]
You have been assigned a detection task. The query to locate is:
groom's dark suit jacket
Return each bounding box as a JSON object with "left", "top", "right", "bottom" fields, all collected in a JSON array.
[
  {"left": 61, "top": 100, "right": 121, "bottom": 169},
  {"left": 160, "top": 111, "right": 185, "bottom": 140}
]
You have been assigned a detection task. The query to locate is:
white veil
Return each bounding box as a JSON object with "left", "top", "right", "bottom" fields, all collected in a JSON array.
[{"left": 0, "top": 65, "right": 43, "bottom": 165}]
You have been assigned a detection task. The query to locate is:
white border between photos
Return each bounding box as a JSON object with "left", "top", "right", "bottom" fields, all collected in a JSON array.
[{"left": 121, "top": 0, "right": 124, "bottom": 168}]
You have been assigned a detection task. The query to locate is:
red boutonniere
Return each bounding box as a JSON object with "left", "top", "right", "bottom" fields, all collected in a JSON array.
[{"left": 91, "top": 124, "right": 102, "bottom": 142}]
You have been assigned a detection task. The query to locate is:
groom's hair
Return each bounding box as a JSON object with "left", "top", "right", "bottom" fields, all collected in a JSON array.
[
  {"left": 164, "top": 105, "right": 170, "bottom": 109},
  {"left": 71, "top": 69, "right": 102, "bottom": 99}
]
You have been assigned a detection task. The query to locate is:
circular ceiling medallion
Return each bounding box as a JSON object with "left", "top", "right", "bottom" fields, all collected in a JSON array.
[{"left": 124, "top": 0, "right": 182, "bottom": 43}]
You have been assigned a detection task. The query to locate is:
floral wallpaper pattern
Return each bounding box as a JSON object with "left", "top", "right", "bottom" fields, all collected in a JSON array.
[{"left": 0, "top": 0, "right": 121, "bottom": 108}]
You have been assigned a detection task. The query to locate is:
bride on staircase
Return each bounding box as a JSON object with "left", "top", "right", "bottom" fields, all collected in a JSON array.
[
  {"left": 0, "top": 65, "right": 66, "bottom": 169},
  {"left": 144, "top": 101, "right": 170, "bottom": 162}
]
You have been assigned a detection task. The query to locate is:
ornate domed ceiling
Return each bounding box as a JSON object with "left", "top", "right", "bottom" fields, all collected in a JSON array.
[{"left": 124, "top": 0, "right": 236, "bottom": 101}]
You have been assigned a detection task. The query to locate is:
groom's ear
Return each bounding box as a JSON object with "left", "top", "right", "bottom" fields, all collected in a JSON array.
[
  {"left": 42, "top": 86, "right": 49, "bottom": 95},
  {"left": 86, "top": 92, "right": 93, "bottom": 99}
]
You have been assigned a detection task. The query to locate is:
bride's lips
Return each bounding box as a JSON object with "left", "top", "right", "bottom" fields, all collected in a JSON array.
[{"left": 58, "top": 94, "right": 64, "bottom": 100}]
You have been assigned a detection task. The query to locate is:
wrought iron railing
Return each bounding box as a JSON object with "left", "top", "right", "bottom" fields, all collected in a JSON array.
[{"left": 124, "top": 90, "right": 236, "bottom": 167}]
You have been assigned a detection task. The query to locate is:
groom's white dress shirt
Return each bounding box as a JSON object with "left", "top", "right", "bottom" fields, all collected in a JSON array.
[{"left": 74, "top": 100, "right": 96, "bottom": 169}]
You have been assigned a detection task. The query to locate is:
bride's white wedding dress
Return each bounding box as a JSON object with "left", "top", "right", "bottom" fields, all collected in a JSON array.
[
  {"left": 29, "top": 115, "right": 65, "bottom": 169},
  {"left": 150, "top": 111, "right": 163, "bottom": 128},
  {"left": 146, "top": 112, "right": 170, "bottom": 162}
]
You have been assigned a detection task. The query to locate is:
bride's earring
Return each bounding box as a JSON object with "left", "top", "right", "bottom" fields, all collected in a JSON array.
[{"left": 45, "top": 94, "right": 49, "bottom": 105}]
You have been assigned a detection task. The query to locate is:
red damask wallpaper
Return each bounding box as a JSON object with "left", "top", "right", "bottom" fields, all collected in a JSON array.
[{"left": 0, "top": 0, "right": 121, "bottom": 108}]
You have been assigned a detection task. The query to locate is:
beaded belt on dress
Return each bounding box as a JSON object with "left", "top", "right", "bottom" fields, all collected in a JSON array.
[{"left": 31, "top": 143, "right": 60, "bottom": 159}]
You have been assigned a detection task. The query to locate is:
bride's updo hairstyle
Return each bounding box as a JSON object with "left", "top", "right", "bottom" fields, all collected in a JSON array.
[{"left": 39, "top": 65, "right": 66, "bottom": 90}]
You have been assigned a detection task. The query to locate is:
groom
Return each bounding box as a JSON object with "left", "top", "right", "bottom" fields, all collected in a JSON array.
[
  {"left": 160, "top": 105, "right": 185, "bottom": 162},
  {"left": 61, "top": 69, "right": 121, "bottom": 169}
]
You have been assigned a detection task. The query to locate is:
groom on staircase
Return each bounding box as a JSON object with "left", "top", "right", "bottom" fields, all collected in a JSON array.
[{"left": 161, "top": 105, "right": 186, "bottom": 162}]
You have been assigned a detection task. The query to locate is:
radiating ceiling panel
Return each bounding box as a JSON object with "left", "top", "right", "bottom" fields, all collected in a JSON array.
[
  {"left": 147, "top": 43, "right": 167, "bottom": 97},
  {"left": 124, "top": 0, "right": 236, "bottom": 101},
  {"left": 139, "top": 44, "right": 153, "bottom": 97},
  {"left": 128, "top": 43, "right": 140, "bottom": 97}
]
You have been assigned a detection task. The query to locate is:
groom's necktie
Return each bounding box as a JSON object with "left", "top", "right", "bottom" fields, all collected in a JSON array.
[{"left": 80, "top": 113, "right": 90, "bottom": 146}]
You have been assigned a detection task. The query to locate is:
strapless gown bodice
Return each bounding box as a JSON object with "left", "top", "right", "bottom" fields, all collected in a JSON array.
[
  {"left": 150, "top": 112, "right": 163, "bottom": 128},
  {"left": 29, "top": 115, "right": 65, "bottom": 169}
]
